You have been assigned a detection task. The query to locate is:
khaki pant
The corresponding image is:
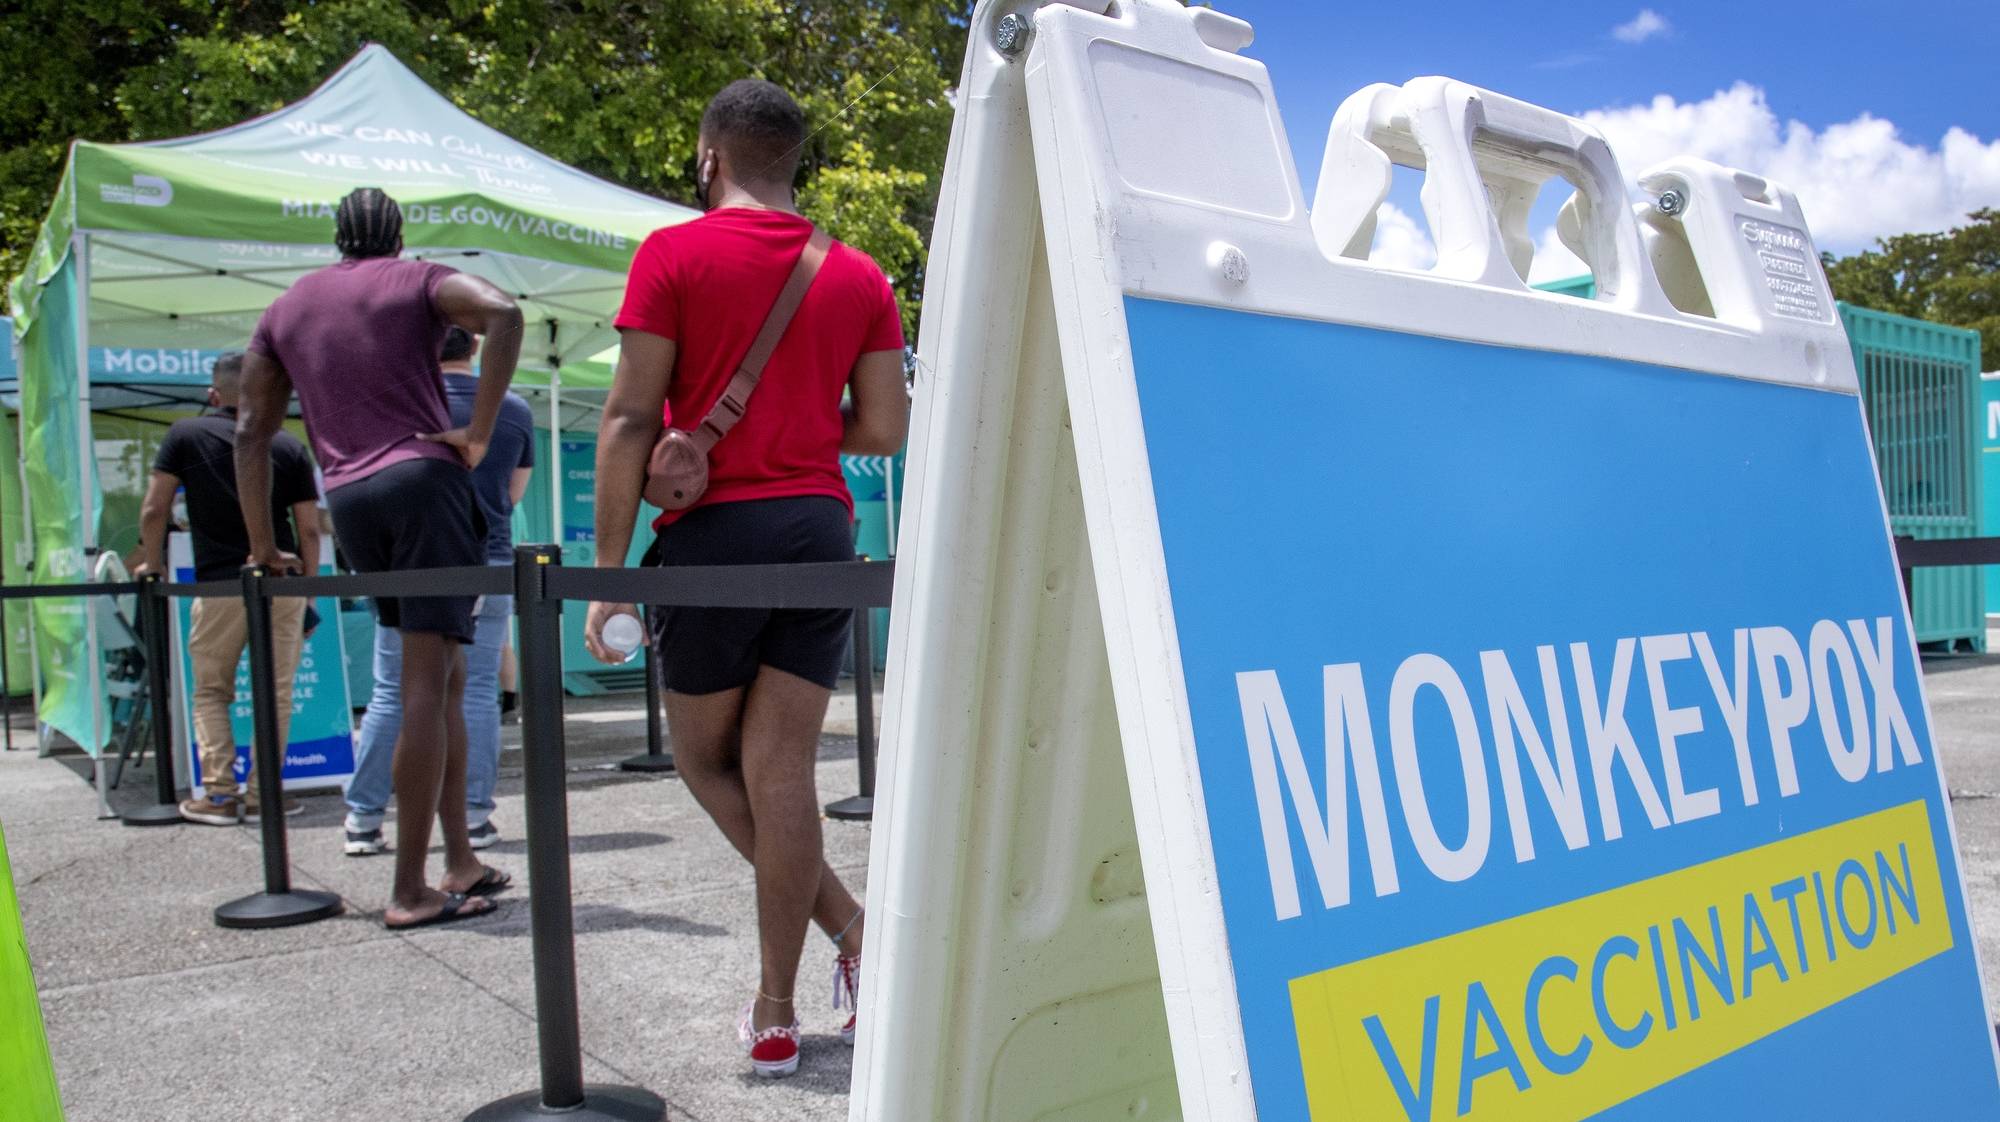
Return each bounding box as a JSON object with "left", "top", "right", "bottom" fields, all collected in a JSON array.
[{"left": 187, "top": 596, "right": 307, "bottom": 799}]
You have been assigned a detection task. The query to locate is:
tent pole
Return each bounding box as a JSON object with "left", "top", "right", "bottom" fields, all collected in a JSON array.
[
  {"left": 884, "top": 455, "right": 898, "bottom": 556},
  {"left": 547, "top": 322, "right": 562, "bottom": 561},
  {"left": 75, "top": 233, "right": 109, "bottom": 814}
]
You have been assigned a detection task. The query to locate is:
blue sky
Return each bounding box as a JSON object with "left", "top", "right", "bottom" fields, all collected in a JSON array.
[{"left": 1215, "top": 1, "right": 2000, "bottom": 276}]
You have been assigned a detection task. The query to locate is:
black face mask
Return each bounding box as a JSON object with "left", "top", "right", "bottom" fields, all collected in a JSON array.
[{"left": 691, "top": 155, "right": 714, "bottom": 211}]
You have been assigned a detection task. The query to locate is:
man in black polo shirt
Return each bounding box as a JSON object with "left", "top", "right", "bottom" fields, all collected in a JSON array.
[{"left": 133, "top": 352, "right": 320, "bottom": 825}]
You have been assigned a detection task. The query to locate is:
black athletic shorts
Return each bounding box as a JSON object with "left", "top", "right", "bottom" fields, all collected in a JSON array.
[
  {"left": 650, "top": 495, "right": 854, "bottom": 694},
  {"left": 326, "top": 456, "right": 486, "bottom": 644}
]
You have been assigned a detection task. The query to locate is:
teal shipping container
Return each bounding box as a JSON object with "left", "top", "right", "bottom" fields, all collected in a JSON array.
[{"left": 1841, "top": 304, "right": 1984, "bottom": 650}]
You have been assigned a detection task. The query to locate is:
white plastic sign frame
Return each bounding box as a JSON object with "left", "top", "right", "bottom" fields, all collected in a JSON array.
[{"left": 856, "top": 3, "right": 2000, "bottom": 1120}]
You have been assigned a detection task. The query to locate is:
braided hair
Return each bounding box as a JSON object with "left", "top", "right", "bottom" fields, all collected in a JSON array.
[{"left": 334, "top": 187, "right": 403, "bottom": 259}]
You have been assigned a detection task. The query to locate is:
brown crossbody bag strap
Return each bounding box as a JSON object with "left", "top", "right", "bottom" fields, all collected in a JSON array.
[{"left": 644, "top": 227, "right": 833, "bottom": 510}]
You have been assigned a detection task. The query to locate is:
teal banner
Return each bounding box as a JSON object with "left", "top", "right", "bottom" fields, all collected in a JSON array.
[
  {"left": 0, "top": 411, "right": 34, "bottom": 695},
  {"left": 18, "top": 256, "right": 105, "bottom": 752},
  {"left": 171, "top": 536, "right": 355, "bottom": 792}
]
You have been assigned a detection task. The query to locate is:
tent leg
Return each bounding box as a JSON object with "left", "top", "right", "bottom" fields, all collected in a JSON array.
[
  {"left": 76, "top": 234, "right": 107, "bottom": 778},
  {"left": 76, "top": 234, "right": 111, "bottom": 806},
  {"left": 548, "top": 372, "right": 562, "bottom": 556},
  {"left": 885, "top": 456, "right": 898, "bottom": 555},
  {"left": 93, "top": 757, "right": 112, "bottom": 820}
]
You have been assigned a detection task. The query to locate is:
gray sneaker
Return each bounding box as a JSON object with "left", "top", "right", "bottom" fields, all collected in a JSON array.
[
  {"left": 344, "top": 827, "right": 386, "bottom": 857},
  {"left": 468, "top": 820, "right": 500, "bottom": 850}
]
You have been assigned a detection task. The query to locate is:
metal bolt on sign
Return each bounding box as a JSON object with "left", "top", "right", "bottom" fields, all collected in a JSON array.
[
  {"left": 1208, "top": 241, "right": 1250, "bottom": 284},
  {"left": 996, "top": 12, "right": 1032, "bottom": 55},
  {"left": 1656, "top": 188, "right": 1686, "bottom": 216}
]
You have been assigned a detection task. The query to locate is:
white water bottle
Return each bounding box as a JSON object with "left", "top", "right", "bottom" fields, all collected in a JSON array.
[{"left": 601, "top": 612, "right": 645, "bottom": 664}]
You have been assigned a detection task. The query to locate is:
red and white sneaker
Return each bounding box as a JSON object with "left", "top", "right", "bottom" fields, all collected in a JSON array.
[
  {"left": 737, "top": 1000, "right": 801, "bottom": 1078},
  {"left": 833, "top": 953, "right": 860, "bottom": 1045}
]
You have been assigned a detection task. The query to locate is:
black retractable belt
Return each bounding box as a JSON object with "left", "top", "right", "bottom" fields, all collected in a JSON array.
[
  {"left": 547, "top": 558, "right": 894, "bottom": 609},
  {"left": 262, "top": 564, "right": 514, "bottom": 601},
  {"left": 0, "top": 580, "right": 140, "bottom": 600},
  {"left": 468, "top": 544, "right": 664, "bottom": 1122},
  {"left": 212, "top": 565, "right": 343, "bottom": 929}
]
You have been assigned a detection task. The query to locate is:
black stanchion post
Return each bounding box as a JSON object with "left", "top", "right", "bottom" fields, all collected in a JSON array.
[
  {"left": 825, "top": 605, "right": 876, "bottom": 821},
  {"left": 618, "top": 618, "right": 674, "bottom": 774},
  {"left": 469, "top": 545, "right": 663, "bottom": 1122},
  {"left": 213, "top": 566, "right": 342, "bottom": 928},
  {"left": 121, "top": 574, "right": 183, "bottom": 826}
]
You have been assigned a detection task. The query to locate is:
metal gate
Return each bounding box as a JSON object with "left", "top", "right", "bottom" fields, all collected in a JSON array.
[{"left": 1842, "top": 303, "right": 1985, "bottom": 650}]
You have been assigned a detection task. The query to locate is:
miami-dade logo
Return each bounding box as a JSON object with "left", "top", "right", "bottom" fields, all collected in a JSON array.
[{"left": 99, "top": 174, "right": 173, "bottom": 207}]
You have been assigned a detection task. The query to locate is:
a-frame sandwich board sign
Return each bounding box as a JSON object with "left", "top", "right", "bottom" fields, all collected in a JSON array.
[{"left": 853, "top": 2, "right": 2000, "bottom": 1119}]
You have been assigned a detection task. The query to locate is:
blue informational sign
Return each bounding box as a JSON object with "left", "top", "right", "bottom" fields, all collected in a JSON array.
[
  {"left": 89, "top": 346, "right": 225, "bottom": 384},
  {"left": 1128, "top": 297, "right": 2000, "bottom": 1119},
  {"left": 548, "top": 436, "right": 651, "bottom": 674},
  {"left": 172, "top": 545, "right": 355, "bottom": 792}
]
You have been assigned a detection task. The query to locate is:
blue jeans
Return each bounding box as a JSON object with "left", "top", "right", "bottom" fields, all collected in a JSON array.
[{"left": 343, "top": 589, "right": 512, "bottom": 833}]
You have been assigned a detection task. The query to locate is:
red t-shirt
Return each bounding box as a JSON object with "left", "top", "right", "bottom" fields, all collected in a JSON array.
[{"left": 614, "top": 208, "right": 905, "bottom": 528}]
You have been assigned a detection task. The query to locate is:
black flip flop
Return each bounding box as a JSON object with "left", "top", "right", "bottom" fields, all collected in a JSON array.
[
  {"left": 463, "top": 866, "right": 512, "bottom": 898},
  {"left": 384, "top": 891, "right": 494, "bottom": 931}
]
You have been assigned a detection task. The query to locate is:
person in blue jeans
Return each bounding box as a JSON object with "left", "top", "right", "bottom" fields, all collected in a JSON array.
[{"left": 344, "top": 326, "right": 535, "bottom": 855}]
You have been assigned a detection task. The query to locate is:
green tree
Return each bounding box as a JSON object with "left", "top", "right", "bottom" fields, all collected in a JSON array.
[
  {"left": 1, "top": 0, "right": 970, "bottom": 334},
  {"left": 1825, "top": 209, "right": 2000, "bottom": 370}
]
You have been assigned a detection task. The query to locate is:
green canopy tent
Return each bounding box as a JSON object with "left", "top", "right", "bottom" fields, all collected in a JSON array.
[{"left": 7, "top": 44, "right": 693, "bottom": 766}]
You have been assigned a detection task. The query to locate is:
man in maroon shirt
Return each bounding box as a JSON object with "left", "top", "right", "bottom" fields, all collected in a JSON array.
[
  {"left": 587, "top": 81, "right": 908, "bottom": 1077},
  {"left": 237, "top": 188, "right": 524, "bottom": 930}
]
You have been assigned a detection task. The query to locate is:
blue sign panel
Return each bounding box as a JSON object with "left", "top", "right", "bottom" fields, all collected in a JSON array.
[
  {"left": 90, "top": 346, "right": 227, "bottom": 383},
  {"left": 173, "top": 556, "right": 356, "bottom": 791},
  {"left": 1126, "top": 297, "right": 2000, "bottom": 1120}
]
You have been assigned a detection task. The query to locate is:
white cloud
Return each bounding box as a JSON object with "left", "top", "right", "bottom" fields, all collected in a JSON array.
[
  {"left": 1577, "top": 82, "right": 2000, "bottom": 252},
  {"left": 1369, "top": 202, "right": 1437, "bottom": 271},
  {"left": 1612, "top": 9, "right": 1671, "bottom": 44}
]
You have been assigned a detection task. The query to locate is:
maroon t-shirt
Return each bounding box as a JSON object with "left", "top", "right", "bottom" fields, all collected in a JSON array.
[{"left": 248, "top": 256, "right": 459, "bottom": 492}]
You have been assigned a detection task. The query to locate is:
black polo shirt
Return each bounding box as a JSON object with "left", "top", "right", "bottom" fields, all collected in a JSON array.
[{"left": 152, "top": 409, "right": 318, "bottom": 580}]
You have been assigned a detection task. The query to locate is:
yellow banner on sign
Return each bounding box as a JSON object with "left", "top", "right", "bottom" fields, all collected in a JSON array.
[{"left": 1290, "top": 800, "right": 1950, "bottom": 1121}]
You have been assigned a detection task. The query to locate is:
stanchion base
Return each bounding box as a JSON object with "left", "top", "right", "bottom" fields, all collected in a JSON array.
[
  {"left": 466, "top": 1084, "right": 665, "bottom": 1121},
  {"left": 120, "top": 803, "right": 184, "bottom": 827},
  {"left": 214, "top": 889, "right": 343, "bottom": 930},
  {"left": 824, "top": 794, "right": 873, "bottom": 822},
  {"left": 617, "top": 752, "right": 676, "bottom": 774}
]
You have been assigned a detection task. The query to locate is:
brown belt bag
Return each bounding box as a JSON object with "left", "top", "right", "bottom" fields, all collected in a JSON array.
[{"left": 644, "top": 227, "right": 833, "bottom": 511}]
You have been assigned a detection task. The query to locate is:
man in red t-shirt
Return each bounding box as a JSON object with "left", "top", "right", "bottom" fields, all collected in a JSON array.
[{"left": 586, "top": 80, "right": 907, "bottom": 1078}]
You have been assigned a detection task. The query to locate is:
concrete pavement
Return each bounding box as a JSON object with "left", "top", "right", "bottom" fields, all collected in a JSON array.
[
  {"left": 5, "top": 692, "right": 873, "bottom": 1122},
  {"left": 13, "top": 651, "right": 2000, "bottom": 1121}
]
